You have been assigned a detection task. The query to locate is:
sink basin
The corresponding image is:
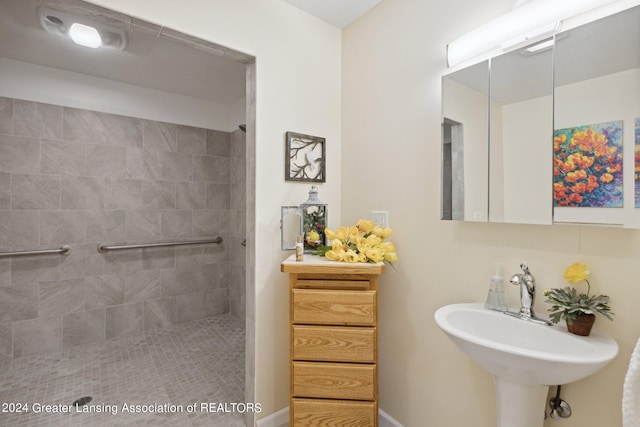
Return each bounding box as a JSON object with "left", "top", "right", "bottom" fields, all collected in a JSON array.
[{"left": 435, "top": 303, "right": 618, "bottom": 427}]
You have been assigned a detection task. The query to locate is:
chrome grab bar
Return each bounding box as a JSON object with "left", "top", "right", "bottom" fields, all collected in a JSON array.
[
  {"left": 97, "top": 237, "right": 223, "bottom": 253},
  {"left": 0, "top": 245, "right": 71, "bottom": 258}
]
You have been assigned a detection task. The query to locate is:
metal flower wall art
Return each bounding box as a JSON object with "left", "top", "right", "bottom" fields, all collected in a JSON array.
[{"left": 553, "top": 120, "right": 623, "bottom": 207}]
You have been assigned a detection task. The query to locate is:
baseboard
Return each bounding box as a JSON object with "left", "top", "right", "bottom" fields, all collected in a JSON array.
[
  {"left": 255, "top": 406, "right": 404, "bottom": 427},
  {"left": 255, "top": 406, "right": 288, "bottom": 427}
]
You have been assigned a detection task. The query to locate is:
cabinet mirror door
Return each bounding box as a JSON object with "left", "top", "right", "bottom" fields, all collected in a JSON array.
[
  {"left": 489, "top": 42, "right": 553, "bottom": 224},
  {"left": 441, "top": 60, "right": 489, "bottom": 221},
  {"left": 553, "top": 5, "right": 640, "bottom": 227}
]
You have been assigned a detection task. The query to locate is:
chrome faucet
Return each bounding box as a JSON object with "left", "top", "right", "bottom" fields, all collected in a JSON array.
[{"left": 506, "top": 262, "right": 551, "bottom": 326}]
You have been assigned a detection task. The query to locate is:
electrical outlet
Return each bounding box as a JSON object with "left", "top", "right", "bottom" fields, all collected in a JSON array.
[{"left": 371, "top": 211, "right": 388, "bottom": 228}]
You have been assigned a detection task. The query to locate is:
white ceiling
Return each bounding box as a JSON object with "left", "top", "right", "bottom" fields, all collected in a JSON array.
[{"left": 281, "top": 0, "right": 384, "bottom": 28}]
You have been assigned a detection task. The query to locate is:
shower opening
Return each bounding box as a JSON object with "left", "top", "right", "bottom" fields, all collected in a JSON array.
[{"left": 0, "top": 0, "right": 256, "bottom": 426}]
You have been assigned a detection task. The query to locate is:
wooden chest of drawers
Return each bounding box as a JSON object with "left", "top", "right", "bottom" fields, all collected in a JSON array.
[{"left": 282, "top": 255, "right": 385, "bottom": 427}]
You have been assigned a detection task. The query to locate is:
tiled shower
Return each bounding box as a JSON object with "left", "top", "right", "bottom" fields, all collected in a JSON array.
[{"left": 0, "top": 96, "right": 246, "bottom": 358}]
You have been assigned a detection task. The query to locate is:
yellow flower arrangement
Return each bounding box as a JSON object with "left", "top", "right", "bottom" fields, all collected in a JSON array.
[{"left": 313, "top": 218, "right": 398, "bottom": 264}]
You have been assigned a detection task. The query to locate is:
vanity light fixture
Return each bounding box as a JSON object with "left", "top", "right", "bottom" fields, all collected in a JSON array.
[{"left": 447, "top": 0, "right": 620, "bottom": 67}]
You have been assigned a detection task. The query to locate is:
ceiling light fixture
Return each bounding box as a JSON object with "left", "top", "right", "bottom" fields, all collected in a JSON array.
[
  {"left": 68, "top": 23, "right": 102, "bottom": 48},
  {"left": 446, "top": 0, "right": 620, "bottom": 68},
  {"left": 38, "top": 6, "right": 127, "bottom": 51}
]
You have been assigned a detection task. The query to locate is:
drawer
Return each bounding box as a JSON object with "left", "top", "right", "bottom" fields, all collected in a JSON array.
[
  {"left": 293, "top": 325, "right": 376, "bottom": 363},
  {"left": 292, "top": 361, "right": 376, "bottom": 400},
  {"left": 292, "top": 289, "right": 376, "bottom": 326},
  {"left": 291, "top": 398, "right": 377, "bottom": 427}
]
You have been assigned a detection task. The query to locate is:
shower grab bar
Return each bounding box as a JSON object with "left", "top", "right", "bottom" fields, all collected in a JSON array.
[
  {"left": 97, "top": 237, "right": 223, "bottom": 253},
  {"left": 0, "top": 245, "right": 71, "bottom": 258}
]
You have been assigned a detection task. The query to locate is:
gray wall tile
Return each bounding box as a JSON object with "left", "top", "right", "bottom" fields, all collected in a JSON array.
[
  {"left": 85, "top": 145, "right": 126, "bottom": 178},
  {"left": 41, "top": 139, "right": 87, "bottom": 175},
  {"left": 124, "top": 269, "right": 161, "bottom": 303},
  {"left": 206, "top": 288, "right": 230, "bottom": 317},
  {"left": 12, "top": 174, "right": 61, "bottom": 209},
  {"left": 13, "top": 316, "right": 62, "bottom": 357},
  {"left": 143, "top": 180, "right": 176, "bottom": 209},
  {"left": 0, "top": 258, "right": 10, "bottom": 287},
  {"left": 13, "top": 101, "right": 63, "bottom": 139},
  {"left": 106, "top": 302, "right": 142, "bottom": 339},
  {"left": 177, "top": 125, "right": 206, "bottom": 154},
  {"left": 161, "top": 210, "right": 192, "bottom": 239},
  {"left": 39, "top": 278, "right": 85, "bottom": 317},
  {"left": 176, "top": 181, "right": 205, "bottom": 209},
  {"left": 62, "top": 309, "right": 106, "bottom": 347},
  {"left": 126, "top": 210, "right": 161, "bottom": 241},
  {"left": 0, "top": 96, "right": 12, "bottom": 135},
  {"left": 86, "top": 274, "right": 125, "bottom": 309},
  {"left": 141, "top": 246, "right": 175, "bottom": 270},
  {"left": 63, "top": 107, "right": 105, "bottom": 143},
  {"left": 143, "top": 297, "right": 176, "bottom": 330},
  {"left": 40, "top": 210, "right": 87, "bottom": 245},
  {"left": 176, "top": 292, "right": 207, "bottom": 323},
  {"left": 104, "top": 113, "right": 142, "bottom": 149},
  {"left": 60, "top": 243, "right": 105, "bottom": 279},
  {"left": 0, "top": 211, "right": 40, "bottom": 248},
  {"left": 0, "top": 172, "right": 10, "bottom": 209},
  {"left": 0, "top": 284, "right": 38, "bottom": 323},
  {"left": 0, "top": 135, "right": 40, "bottom": 173},
  {"left": 144, "top": 120, "right": 176, "bottom": 152},
  {"left": 86, "top": 210, "right": 126, "bottom": 243},
  {"left": 206, "top": 130, "right": 230, "bottom": 157},
  {"left": 161, "top": 151, "right": 192, "bottom": 181},
  {"left": 61, "top": 176, "right": 105, "bottom": 209},
  {"left": 206, "top": 183, "right": 231, "bottom": 209},
  {"left": 11, "top": 255, "right": 61, "bottom": 286},
  {"left": 105, "top": 178, "right": 142, "bottom": 210},
  {"left": 0, "top": 323, "right": 11, "bottom": 359}
]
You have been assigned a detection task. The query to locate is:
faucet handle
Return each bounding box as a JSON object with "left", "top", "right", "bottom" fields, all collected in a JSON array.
[{"left": 520, "top": 262, "right": 529, "bottom": 274}]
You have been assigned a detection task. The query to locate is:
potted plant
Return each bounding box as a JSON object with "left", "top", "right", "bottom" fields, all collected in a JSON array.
[{"left": 544, "top": 262, "right": 614, "bottom": 336}]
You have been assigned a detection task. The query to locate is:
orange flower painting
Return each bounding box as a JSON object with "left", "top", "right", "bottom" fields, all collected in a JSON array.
[{"left": 553, "top": 121, "right": 623, "bottom": 207}]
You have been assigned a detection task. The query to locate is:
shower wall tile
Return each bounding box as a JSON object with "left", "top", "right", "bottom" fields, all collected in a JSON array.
[
  {"left": 176, "top": 292, "right": 207, "bottom": 323},
  {"left": 143, "top": 297, "right": 176, "bottom": 330},
  {"left": 126, "top": 148, "right": 163, "bottom": 180},
  {"left": 161, "top": 210, "right": 192, "bottom": 239},
  {"left": 11, "top": 174, "right": 61, "bottom": 209},
  {"left": 124, "top": 269, "right": 161, "bottom": 303},
  {"left": 105, "top": 302, "right": 143, "bottom": 339},
  {"left": 143, "top": 120, "right": 176, "bottom": 152},
  {"left": 0, "top": 284, "right": 38, "bottom": 323},
  {"left": 40, "top": 210, "right": 87, "bottom": 245},
  {"left": 143, "top": 180, "right": 176, "bottom": 209},
  {"left": 13, "top": 316, "right": 62, "bottom": 357},
  {"left": 63, "top": 107, "right": 106, "bottom": 144},
  {"left": 126, "top": 210, "right": 161, "bottom": 241},
  {"left": 61, "top": 176, "right": 105, "bottom": 209},
  {"left": 176, "top": 181, "right": 205, "bottom": 209},
  {"left": 0, "top": 211, "right": 40, "bottom": 248},
  {"left": 38, "top": 278, "right": 85, "bottom": 317},
  {"left": 60, "top": 243, "right": 106, "bottom": 280},
  {"left": 11, "top": 256, "right": 61, "bottom": 286},
  {"left": 206, "top": 288, "right": 229, "bottom": 317},
  {"left": 85, "top": 145, "right": 126, "bottom": 178},
  {"left": 41, "top": 139, "right": 87, "bottom": 175},
  {"left": 206, "top": 130, "right": 231, "bottom": 157},
  {"left": 0, "top": 97, "right": 239, "bottom": 358},
  {"left": 161, "top": 151, "right": 192, "bottom": 181},
  {"left": 0, "top": 172, "right": 10, "bottom": 209},
  {"left": 206, "top": 183, "right": 231, "bottom": 209},
  {"left": 141, "top": 247, "right": 175, "bottom": 270},
  {"left": 62, "top": 308, "right": 106, "bottom": 346},
  {"left": 13, "top": 101, "right": 63, "bottom": 140},
  {"left": 0, "top": 258, "right": 10, "bottom": 287},
  {"left": 105, "top": 178, "right": 143, "bottom": 210},
  {"left": 85, "top": 274, "right": 125, "bottom": 309},
  {"left": 177, "top": 125, "right": 206, "bottom": 154},
  {"left": 0, "top": 135, "right": 41, "bottom": 174},
  {"left": 103, "top": 113, "right": 143, "bottom": 149},
  {"left": 86, "top": 210, "right": 126, "bottom": 243},
  {"left": 0, "top": 96, "right": 12, "bottom": 135},
  {"left": 0, "top": 323, "right": 11, "bottom": 359}
]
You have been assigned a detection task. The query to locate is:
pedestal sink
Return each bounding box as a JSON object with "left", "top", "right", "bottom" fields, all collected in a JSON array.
[{"left": 434, "top": 303, "right": 618, "bottom": 427}]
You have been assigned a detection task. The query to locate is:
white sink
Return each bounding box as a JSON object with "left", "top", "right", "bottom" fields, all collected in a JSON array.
[{"left": 434, "top": 303, "right": 618, "bottom": 427}]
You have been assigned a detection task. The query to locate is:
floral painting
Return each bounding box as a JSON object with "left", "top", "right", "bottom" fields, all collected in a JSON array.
[
  {"left": 636, "top": 118, "right": 640, "bottom": 207},
  {"left": 553, "top": 120, "right": 623, "bottom": 207}
]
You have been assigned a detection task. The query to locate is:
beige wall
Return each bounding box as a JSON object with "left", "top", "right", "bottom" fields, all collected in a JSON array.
[{"left": 343, "top": 0, "right": 640, "bottom": 426}]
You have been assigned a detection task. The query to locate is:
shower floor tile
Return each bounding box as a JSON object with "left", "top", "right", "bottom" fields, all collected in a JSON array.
[{"left": 0, "top": 314, "right": 246, "bottom": 427}]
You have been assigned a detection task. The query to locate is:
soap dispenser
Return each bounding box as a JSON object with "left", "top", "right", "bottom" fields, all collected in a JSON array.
[{"left": 485, "top": 263, "right": 508, "bottom": 312}]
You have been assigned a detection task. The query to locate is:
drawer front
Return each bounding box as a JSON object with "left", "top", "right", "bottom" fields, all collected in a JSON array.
[
  {"left": 293, "top": 326, "right": 375, "bottom": 363},
  {"left": 293, "top": 362, "right": 376, "bottom": 400},
  {"left": 292, "top": 289, "right": 376, "bottom": 326},
  {"left": 292, "top": 398, "right": 377, "bottom": 427}
]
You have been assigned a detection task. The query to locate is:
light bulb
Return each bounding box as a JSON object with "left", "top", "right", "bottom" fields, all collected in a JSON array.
[{"left": 69, "top": 23, "right": 102, "bottom": 48}]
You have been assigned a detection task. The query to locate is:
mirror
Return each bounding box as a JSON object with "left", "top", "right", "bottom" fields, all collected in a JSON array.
[
  {"left": 441, "top": 4, "right": 640, "bottom": 228},
  {"left": 553, "top": 5, "right": 640, "bottom": 227},
  {"left": 489, "top": 40, "right": 553, "bottom": 224},
  {"left": 441, "top": 60, "right": 489, "bottom": 221}
]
